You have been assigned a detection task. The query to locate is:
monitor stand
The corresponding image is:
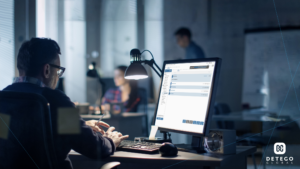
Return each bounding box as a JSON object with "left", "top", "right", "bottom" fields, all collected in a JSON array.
[
  {"left": 176, "top": 136, "right": 207, "bottom": 153},
  {"left": 144, "top": 131, "right": 172, "bottom": 143}
]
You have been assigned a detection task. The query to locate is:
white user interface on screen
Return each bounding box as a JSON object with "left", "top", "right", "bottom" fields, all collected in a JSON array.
[{"left": 154, "top": 61, "right": 216, "bottom": 134}]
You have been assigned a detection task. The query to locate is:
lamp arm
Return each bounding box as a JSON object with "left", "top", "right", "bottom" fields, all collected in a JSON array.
[
  {"left": 141, "top": 50, "right": 162, "bottom": 77},
  {"left": 144, "top": 59, "right": 162, "bottom": 78},
  {"left": 96, "top": 74, "right": 106, "bottom": 98},
  {"left": 153, "top": 60, "right": 162, "bottom": 74}
]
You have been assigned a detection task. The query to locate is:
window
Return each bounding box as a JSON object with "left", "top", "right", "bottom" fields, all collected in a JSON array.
[{"left": 0, "top": 0, "right": 14, "bottom": 90}]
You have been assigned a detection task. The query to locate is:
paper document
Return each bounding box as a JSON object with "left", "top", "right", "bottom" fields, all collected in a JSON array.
[
  {"left": 149, "top": 125, "right": 158, "bottom": 140},
  {"left": 0, "top": 113, "right": 10, "bottom": 139},
  {"left": 58, "top": 108, "right": 81, "bottom": 134}
]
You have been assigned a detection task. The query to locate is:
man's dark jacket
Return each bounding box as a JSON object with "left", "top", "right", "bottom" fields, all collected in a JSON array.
[{"left": 2, "top": 83, "right": 115, "bottom": 169}]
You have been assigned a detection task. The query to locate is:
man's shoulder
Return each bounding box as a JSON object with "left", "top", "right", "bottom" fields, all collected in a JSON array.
[
  {"left": 2, "top": 83, "right": 74, "bottom": 107},
  {"left": 42, "top": 88, "right": 75, "bottom": 107},
  {"left": 191, "top": 41, "right": 205, "bottom": 58}
]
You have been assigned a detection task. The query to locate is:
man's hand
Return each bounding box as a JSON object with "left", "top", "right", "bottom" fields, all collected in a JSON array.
[
  {"left": 85, "top": 120, "right": 110, "bottom": 135},
  {"left": 103, "top": 127, "right": 129, "bottom": 147}
]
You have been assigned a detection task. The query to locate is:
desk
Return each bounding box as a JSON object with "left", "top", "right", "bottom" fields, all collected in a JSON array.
[
  {"left": 81, "top": 113, "right": 147, "bottom": 140},
  {"left": 212, "top": 111, "right": 300, "bottom": 144},
  {"left": 69, "top": 146, "right": 256, "bottom": 169},
  {"left": 212, "top": 111, "right": 290, "bottom": 122}
]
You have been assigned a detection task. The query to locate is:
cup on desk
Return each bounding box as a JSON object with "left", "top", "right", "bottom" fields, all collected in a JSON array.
[
  {"left": 109, "top": 102, "right": 124, "bottom": 116},
  {"left": 89, "top": 105, "right": 101, "bottom": 115}
]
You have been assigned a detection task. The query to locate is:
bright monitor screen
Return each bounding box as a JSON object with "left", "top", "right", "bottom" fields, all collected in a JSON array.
[{"left": 154, "top": 61, "right": 216, "bottom": 134}]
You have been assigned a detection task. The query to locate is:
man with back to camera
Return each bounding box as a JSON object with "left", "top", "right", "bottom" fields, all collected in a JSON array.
[
  {"left": 2, "top": 38, "right": 129, "bottom": 168},
  {"left": 174, "top": 27, "right": 205, "bottom": 59}
]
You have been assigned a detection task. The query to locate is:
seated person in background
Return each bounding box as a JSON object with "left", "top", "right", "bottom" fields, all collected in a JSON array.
[
  {"left": 2, "top": 38, "right": 128, "bottom": 169},
  {"left": 101, "top": 66, "right": 140, "bottom": 114}
]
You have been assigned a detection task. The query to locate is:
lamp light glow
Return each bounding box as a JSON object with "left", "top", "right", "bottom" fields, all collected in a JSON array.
[
  {"left": 124, "top": 49, "right": 162, "bottom": 80},
  {"left": 88, "top": 64, "right": 94, "bottom": 70},
  {"left": 125, "top": 75, "right": 148, "bottom": 80}
]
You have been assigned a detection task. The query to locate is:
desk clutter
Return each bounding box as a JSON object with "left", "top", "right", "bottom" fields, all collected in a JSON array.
[{"left": 203, "top": 129, "right": 236, "bottom": 155}]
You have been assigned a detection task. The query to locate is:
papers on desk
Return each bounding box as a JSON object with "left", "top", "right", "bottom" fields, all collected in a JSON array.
[
  {"left": 149, "top": 125, "right": 158, "bottom": 140},
  {"left": 80, "top": 112, "right": 145, "bottom": 119},
  {"left": 260, "top": 115, "right": 282, "bottom": 122},
  {"left": 122, "top": 112, "right": 146, "bottom": 117},
  {"left": 0, "top": 113, "right": 10, "bottom": 139}
]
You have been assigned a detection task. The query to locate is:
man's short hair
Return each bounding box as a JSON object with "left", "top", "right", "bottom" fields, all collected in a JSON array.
[
  {"left": 174, "top": 27, "right": 192, "bottom": 39},
  {"left": 17, "top": 38, "right": 61, "bottom": 77}
]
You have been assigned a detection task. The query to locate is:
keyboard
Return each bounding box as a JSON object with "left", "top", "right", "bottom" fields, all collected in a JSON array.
[{"left": 117, "top": 140, "right": 162, "bottom": 154}]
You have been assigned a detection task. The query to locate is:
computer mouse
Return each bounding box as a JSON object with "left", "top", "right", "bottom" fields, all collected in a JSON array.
[{"left": 159, "top": 142, "right": 178, "bottom": 157}]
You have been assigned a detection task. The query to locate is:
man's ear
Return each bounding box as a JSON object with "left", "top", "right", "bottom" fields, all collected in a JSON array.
[{"left": 43, "top": 64, "right": 51, "bottom": 78}]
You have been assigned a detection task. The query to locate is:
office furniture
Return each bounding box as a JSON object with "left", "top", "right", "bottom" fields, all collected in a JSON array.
[
  {"left": 101, "top": 78, "right": 116, "bottom": 94},
  {"left": 0, "top": 91, "right": 125, "bottom": 169},
  {"left": 137, "top": 88, "right": 149, "bottom": 135},
  {"left": 212, "top": 110, "right": 288, "bottom": 122},
  {"left": 212, "top": 106, "right": 291, "bottom": 169},
  {"left": 69, "top": 146, "right": 256, "bottom": 169},
  {"left": 214, "top": 102, "right": 235, "bottom": 129},
  {"left": 81, "top": 113, "right": 147, "bottom": 140},
  {"left": 101, "top": 162, "right": 120, "bottom": 169},
  {"left": 0, "top": 91, "right": 57, "bottom": 169}
]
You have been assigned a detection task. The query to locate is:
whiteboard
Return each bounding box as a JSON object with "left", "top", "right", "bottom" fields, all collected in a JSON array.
[{"left": 242, "top": 30, "right": 300, "bottom": 112}]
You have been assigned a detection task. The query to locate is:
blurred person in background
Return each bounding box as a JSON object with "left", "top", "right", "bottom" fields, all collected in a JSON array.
[
  {"left": 101, "top": 66, "right": 140, "bottom": 114},
  {"left": 175, "top": 27, "right": 205, "bottom": 59}
]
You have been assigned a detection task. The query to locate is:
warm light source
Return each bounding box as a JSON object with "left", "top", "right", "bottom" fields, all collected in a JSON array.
[
  {"left": 86, "top": 62, "right": 98, "bottom": 77},
  {"left": 86, "top": 62, "right": 105, "bottom": 97},
  {"left": 124, "top": 49, "right": 162, "bottom": 80},
  {"left": 88, "top": 63, "right": 94, "bottom": 70}
]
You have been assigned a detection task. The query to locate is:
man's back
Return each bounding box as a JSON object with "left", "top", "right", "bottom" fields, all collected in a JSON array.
[
  {"left": 185, "top": 41, "right": 205, "bottom": 59},
  {"left": 2, "top": 83, "right": 115, "bottom": 169}
]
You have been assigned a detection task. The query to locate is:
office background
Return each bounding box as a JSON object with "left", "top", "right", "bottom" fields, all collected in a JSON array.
[{"left": 1, "top": 0, "right": 300, "bottom": 168}]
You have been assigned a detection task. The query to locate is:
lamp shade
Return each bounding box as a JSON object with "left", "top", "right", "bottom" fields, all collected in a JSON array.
[
  {"left": 87, "top": 62, "right": 98, "bottom": 78},
  {"left": 124, "top": 62, "right": 148, "bottom": 80}
]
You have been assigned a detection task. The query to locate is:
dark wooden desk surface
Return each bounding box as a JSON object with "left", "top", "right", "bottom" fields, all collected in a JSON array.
[{"left": 69, "top": 146, "right": 256, "bottom": 169}]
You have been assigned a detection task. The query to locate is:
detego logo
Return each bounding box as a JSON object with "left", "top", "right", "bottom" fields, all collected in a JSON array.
[
  {"left": 266, "top": 143, "right": 293, "bottom": 165},
  {"left": 274, "top": 142, "right": 286, "bottom": 155}
]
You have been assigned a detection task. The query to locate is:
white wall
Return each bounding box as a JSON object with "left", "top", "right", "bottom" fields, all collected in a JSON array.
[
  {"left": 35, "top": 0, "right": 86, "bottom": 102},
  {"left": 163, "top": 0, "right": 300, "bottom": 112},
  {"left": 64, "top": 0, "right": 86, "bottom": 102},
  {"left": 100, "top": 0, "right": 137, "bottom": 77},
  {"left": 144, "top": 0, "right": 164, "bottom": 100}
]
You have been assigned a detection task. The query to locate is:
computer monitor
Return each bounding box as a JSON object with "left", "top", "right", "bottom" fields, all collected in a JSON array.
[{"left": 153, "top": 58, "right": 221, "bottom": 137}]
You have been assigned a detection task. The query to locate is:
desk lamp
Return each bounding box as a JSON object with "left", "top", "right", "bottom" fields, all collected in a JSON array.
[
  {"left": 124, "top": 49, "right": 171, "bottom": 143},
  {"left": 86, "top": 62, "right": 105, "bottom": 99},
  {"left": 124, "top": 49, "right": 162, "bottom": 80}
]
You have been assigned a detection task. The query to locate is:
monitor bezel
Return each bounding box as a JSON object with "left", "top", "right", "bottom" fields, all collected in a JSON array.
[{"left": 152, "top": 58, "right": 222, "bottom": 137}]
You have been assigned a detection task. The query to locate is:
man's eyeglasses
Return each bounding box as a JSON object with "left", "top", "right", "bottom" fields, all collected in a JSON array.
[{"left": 49, "top": 64, "right": 65, "bottom": 77}]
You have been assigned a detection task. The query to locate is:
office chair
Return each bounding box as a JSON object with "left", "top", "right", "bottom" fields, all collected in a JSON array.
[
  {"left": 100, "top": 162, "right": 120, "bottom": 169},
  {"left": 214, "top": 102, "right": 235, "bottom": 129},
  {"left": 101, "top": 78, "right": 116, "bottom": 95},
  {"left": 214, "top": 102, "right": 272, "bottom": 169},
  {"left": 0, "top": 91, "right": 120, "bottom": 169},
  {"left": 0, "top": 91, "right": 58, "bottom": 169}
]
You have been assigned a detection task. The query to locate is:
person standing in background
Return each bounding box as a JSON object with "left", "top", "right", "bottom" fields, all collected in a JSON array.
[{"left": 174, "top": 27, "right": 205, "bottom": 59}]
